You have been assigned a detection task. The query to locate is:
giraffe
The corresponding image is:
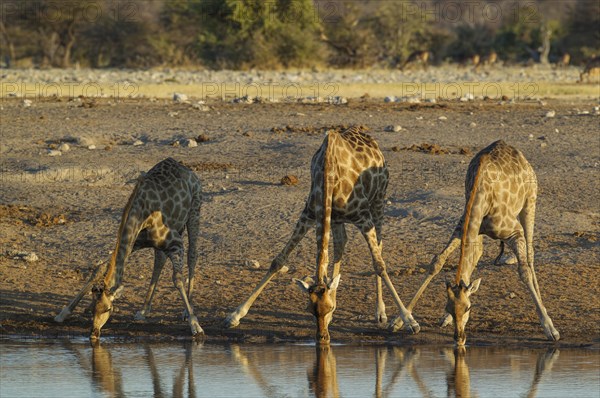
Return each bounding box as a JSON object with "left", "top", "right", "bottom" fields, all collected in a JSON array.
[
  {"left": 223, "top": 126, "right": 420, "bottom": 344},
  {"left": 392, "top": 140, "right": 559, "bottom": 346},
  {"left": 54, "top": 158, "right": 203, "bottom": 341}
]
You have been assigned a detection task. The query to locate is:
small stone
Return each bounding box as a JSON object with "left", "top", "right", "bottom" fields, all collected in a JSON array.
[
  {"left": 47, "top": 149, "right": 62, "bottom": 156},
  {"left": 192, "top": 102, "right": 209, "bottom": 111},
  {"left": 196, "top": 134, "right": 210, "bottom": 143},
  {"left": 463, "top": 93, "right": 475, "bottom": 101},
  {"left": 326, "top": 96, "right": 348, "bottom": 105},
  {"left": 469, "top": 122, "right": 477, "bottom": 128},
  {"left": 173, "top": 92, "right": 188, "bottom": 103},
  {"left": 384, "top": 96, "right": 397, "bottom": 103},
  {"left": 459, "top": 147, "right": 472, "bottom": 156},
  {"left": 509, "top": 292, "right": 516, "bottom": 299},
  {"left": 384, "top": 125, "right": 402, "bottom": 132},
  {"left": 76, "top": 136, "right": 95, "bottom": 147},
  {"left": 528, "top": 134, "right": 534, "bottom": 140},
  {"left": 182, "top": 138, "right": 198, "bottom": 148},
  {"left": 244, "top": 260, "right": 260, "bottom": 269},
  {"left": 281, "top": 175, "right": 299, "bottom": 186},
  {"left": 23, "top": 99, "right": 32, "bottom": 107},
  {"left": 9, "top": 251, "right": 38, "bottom": 262},
  {"left": 399, "top": 96, "right": 421, "bottom": 104},
  {"left": 132, "top": 139, "right": 144, "bottom": 146},
  {"left": 545, "top": 110, "right": 556, "bottom": 118},
  {"left": 58, "top": 143, "right": 70, "bottom": 152},
  {"left": 438, "top": 116, "right": 447, "bottom": 120},
  {"left": 540, "top": 142, "right": 548, "bottom": 148},
  {"left": 87, "top": 145, "right": 96, "bottom": 150}
]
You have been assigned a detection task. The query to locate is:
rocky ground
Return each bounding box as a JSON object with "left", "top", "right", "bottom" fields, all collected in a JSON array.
[{"left": 0, "top": 67, "right": 598, "bottom": 348}]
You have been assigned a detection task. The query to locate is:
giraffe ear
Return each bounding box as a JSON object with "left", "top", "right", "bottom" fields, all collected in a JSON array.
[
  {"left": 294, "top": 278, "right": 312, "bottom": 293},
  {"left": 446, "top": 283, "right": 456, "bottom": 300},
  {"left": 327, "top": 274, "right": 341, "bottom": 291},
  {"left": 467, "top": 278, "right": 481, "bottom": 296},
  {"left": 109, "top": 286, "right": 124, "bottom": 301}
]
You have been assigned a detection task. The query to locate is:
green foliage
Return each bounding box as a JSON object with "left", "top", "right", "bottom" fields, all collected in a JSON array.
[
  {"left": 562, "top": 0, "right": 600, "bottom": 63},
  {"left": 196, "top": 0, "right": 324, "bottom": 69},
  {"left": 0, "top": 0, "right": 598, "bottom": 69},
  {"left": 371, "top": 2, "right": 433, "bottom": 66}
]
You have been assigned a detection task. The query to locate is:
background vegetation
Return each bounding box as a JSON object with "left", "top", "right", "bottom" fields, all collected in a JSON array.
[{"left": 0, "top": 0, "right": 598, "bottom": 69}]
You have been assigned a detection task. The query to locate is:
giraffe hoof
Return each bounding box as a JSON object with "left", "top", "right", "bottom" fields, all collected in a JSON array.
[
  {"left": 54, "top": 307, "right": 71, "bottom": 323},
  {"left": 223, "top": 314, "right": 240, "bottom": 329},
  {"left": 545, "top": 328, "right": 560, "bottom": 342},
  {"left": 408, "top": 321, "right": 421, "bottom": 335},
  {"left": 389, "top": 316, "right": 404, "bottom": 333},
  {"left": 134, "top": 311, "right": 146, "bottom": 321},
  {"left": 377, "top": 315, "right": 388, "bottom": 329},
  {"left": 190, "top": 317, "right": 204, "bottom": 336}
]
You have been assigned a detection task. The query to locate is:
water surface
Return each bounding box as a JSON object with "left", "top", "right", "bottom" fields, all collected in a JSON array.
[{"left": 1, "top": 340, "right": 598, "bottom": 398}]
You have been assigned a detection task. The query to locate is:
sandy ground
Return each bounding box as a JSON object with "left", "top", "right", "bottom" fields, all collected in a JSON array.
[{"left": 0, "top": 79, "right": 599, "bottom": 348}]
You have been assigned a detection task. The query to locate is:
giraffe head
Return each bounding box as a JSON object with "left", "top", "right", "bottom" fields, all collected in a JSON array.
[
  {"left": 294, "top": 274, "right": 341, "bottom": 345},
  {"left": 444, "top": 279, "right": 481, "bottom": 346},
  {"left": 90, "top": 285, "right": 123, "bottom": 341}
]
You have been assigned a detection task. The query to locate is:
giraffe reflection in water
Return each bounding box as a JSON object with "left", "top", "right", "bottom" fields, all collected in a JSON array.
[{"left": 61, "top": 343, "right": 562, "bottom": 398}]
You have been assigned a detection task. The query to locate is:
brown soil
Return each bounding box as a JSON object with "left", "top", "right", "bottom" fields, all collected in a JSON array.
[{"left": 1, "top": 97, "right": 598, "bottom": 348}]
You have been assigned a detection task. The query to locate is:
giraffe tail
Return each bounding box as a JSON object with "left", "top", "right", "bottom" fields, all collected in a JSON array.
[{"left": 456, "top": 154, "right": 489, "bottom": 285}]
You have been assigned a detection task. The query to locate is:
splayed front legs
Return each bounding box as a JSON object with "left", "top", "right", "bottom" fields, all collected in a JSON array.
[
  {"left": 360, "top": 224, "right": 420, "bottom": 334},
  {"left": 223, "top": 212, "right": 313, "bottom": 328},
  {"left": 391, "top": 233, "right": 462, "bottom": 332}
]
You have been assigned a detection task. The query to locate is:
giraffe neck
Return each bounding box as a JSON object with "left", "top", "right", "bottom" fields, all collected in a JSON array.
[
  {"left": 103, "top": 178, "right": 145, "bottom": 291},
  {"left": 456, "top": 154, "right": 488, "bottom": 285},
  {"left": 317, "top": 132, "right": 337, "bottom": 282}
]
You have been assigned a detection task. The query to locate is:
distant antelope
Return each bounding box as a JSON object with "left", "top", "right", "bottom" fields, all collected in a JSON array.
[
  {"left": 400, "top": 51, "right": 431, "bottom": 71},
  {"left": 579, "top": 56, "right": 600, "bottom": 82},
  {"left": 474, "top": 51, "right": 498, "bottom": 71},
  {"left": 556, "top": 53, "right": 570, "bottom": 68}
]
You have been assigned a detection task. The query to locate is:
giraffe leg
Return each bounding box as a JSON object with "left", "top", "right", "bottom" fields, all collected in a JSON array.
[
  {"left": 54, "top": 259, "right": 108, "bottom": 322},
  {"left": 183, "top": 203, "right": 201, "bottom": 321},
  {"left": 494, "top": 241, "right": 517, "bottom": 265},
  {"left": 506, "top": 230, "right": 559, "bottom": 341},
  {"left": 360, "top": 220, "right": 419, "bottom": 334},
  {"left": 373, "top": 215, "right": 387, "bottom": 327},
  {"left": 520, "top": 195, "right": 541, "bottom": 298},
  {"left": 135, "top": 250, "right": 167, "bottom": 320},
  {"left": 223, "top": 210, "right": 315, "bottom": 328},
  {"left": 390, "top": 228, "right": 461, "bottom": 332},
  {"left": 166, "top": 232, "right": 203, "bottom": 336}
]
